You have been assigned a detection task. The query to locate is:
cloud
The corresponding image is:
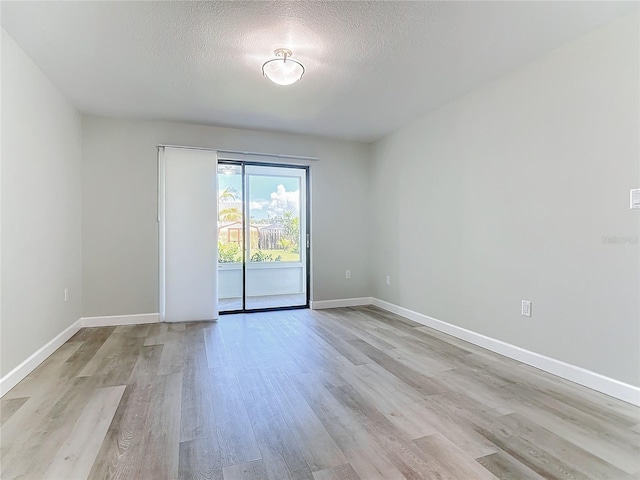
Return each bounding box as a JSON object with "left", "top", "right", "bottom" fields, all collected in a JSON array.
[
  {"left": 249, "top": 201, "right": 263, "bottom": 210},
  {"left": 268, "top": 185, "right": 299, "bottom": 217}
]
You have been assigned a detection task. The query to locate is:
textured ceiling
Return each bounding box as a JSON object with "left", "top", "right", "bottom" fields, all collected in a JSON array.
[{"left": 1, "top": 1, "right": 637, "bottom": 142}]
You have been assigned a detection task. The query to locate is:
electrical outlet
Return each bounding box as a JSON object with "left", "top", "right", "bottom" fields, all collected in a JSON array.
[
  {"left": 631, "top": 188, "right": 640, "bottom": 209},
  {"left": 386, "top": 275, "right": 391, "bottom": 286},
  {"left": 345, "top": 270, "right": 352, "bottom": 279},
  {"left": 64, "top": 288, "right": 69, "bottom": 302},
  {"left": 521, "top": 300, "right": 531, "bottom": 317}
]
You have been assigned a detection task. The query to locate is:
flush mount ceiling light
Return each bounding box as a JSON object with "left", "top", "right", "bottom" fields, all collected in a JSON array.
[{"left": 262, "top": 48, "right": 305, "bottom": 86}]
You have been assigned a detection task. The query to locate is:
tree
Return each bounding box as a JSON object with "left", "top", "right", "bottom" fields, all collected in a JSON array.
[
  {"left": 218, "top": 187, "right": 242, "bottom": 222},
  {"left": 282, "top": 210, "right": 300, "bottom": 251},
  {"left": 219, "top": 207, "right": 242, "bottom": 222},
  {"left": 218, "top": 186, "right": 238, "bottom": 203}
]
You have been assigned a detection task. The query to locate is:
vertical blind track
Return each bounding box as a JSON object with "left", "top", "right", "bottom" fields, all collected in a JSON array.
[{"left": 158, "top": 144, "right": 319, "bottom": 162}]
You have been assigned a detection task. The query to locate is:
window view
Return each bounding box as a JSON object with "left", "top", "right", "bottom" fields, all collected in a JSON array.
[
  {"left": 217, "top": 164, "right": 243, "bottom": 264},
  {"left": 217, "top": 170, "right": 301, "bottom": 264},
  {"left": 247, "top": 175, "right": 301, "bottom": 263}
]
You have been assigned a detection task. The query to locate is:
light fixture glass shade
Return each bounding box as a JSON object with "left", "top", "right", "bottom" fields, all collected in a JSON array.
[{"left": 262, "top": 48, "right": 305, "bottom": 86}]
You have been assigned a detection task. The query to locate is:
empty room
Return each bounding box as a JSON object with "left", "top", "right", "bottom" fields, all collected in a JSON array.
[{"left": 1, "top": 1, "right": 639, "bottom": 479}]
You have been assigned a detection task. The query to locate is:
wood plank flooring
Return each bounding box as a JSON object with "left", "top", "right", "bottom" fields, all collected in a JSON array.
[{"left": 1, "top": 306, "right": 639, "bottom": 479}]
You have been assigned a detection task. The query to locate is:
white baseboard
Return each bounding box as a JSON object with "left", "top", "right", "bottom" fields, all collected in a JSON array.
[
  {"left": 1, "top": 312, "right": 160, "bottom": 398},
  {"left": 311, "top": 297, "right": 374, "bottom": 310},
  {"left": 0, "top": 318, "right": 83, "bottom": 397},
  {"left": 4, "top": 302, "right": 637, "bottom": 406},
  {"left": 81, "top": 313, "right": 159, "bottom": 327},
  {"left": 371, "top": 298, "right": 640, "bottom": 407}
]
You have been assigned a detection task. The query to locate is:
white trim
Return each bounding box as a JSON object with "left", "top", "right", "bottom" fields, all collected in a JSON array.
[
  {"left": 371, "top": 298, "right": 640, "bottom": 407},
  {"left": 4, "top": 301, "right": 637, "bottom": 407},
  {"left": 311, "top": 297, "right": 374, "bottom": 310},
  {"left": 1, "top": 313, "right": 160, "bottom": 398},
  {"left": 81, "top": 313, "right": 159, "bottom": 328},
  {"left": 0, "top": 319, "right": 83, "bottom": 397}
]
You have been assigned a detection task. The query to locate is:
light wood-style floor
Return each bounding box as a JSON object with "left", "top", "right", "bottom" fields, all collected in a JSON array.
[{"left": 1, "top": 306, "right": 639, "bottom": 479}]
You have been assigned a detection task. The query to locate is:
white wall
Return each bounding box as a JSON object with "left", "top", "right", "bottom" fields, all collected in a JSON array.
[
  {"left": 1, "top": 29, "right": 83, "bottom": 377},
  {"left": 371, "top": 14, "right": 640, "bottom": 387},
  {"left": 81, "top": 117, "right": 371, "bottom": 317}
]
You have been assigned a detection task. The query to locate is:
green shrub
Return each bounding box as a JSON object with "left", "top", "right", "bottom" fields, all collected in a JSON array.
[
  {"left": 218, "top": 242, "right": 241, "bottom": 263},
  {"left": 250, "top": 251, "right": 282, "bottom": 262}
]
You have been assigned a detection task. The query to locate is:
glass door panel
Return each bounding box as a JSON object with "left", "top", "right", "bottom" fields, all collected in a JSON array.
[
  {"left": 245, "top": 165, "right": 307, "bottom": 310},
  {"left": 217, "top": 163, "right": 244, "bottom": 312}
]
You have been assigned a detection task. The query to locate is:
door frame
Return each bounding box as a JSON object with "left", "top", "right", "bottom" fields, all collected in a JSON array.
[{"left": 218, "top": 159, "right": 310, "bottom": 314}]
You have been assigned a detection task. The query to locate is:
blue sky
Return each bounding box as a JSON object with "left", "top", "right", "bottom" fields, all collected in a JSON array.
[{"left": 218, "top": 173, "right": 300, "bottom": 220}]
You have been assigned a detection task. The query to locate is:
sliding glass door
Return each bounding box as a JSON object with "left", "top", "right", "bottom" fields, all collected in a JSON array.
[{"left": 217, "top": 162, "right": 309, "bottom": 313}]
